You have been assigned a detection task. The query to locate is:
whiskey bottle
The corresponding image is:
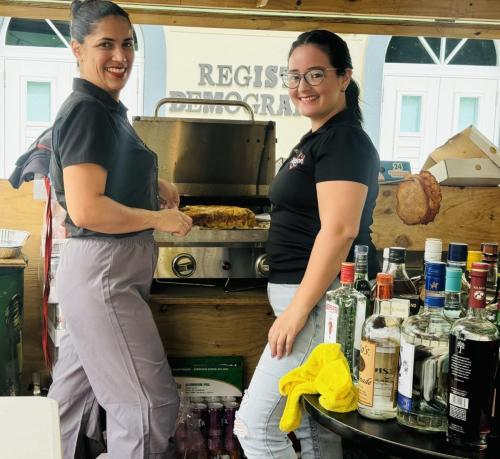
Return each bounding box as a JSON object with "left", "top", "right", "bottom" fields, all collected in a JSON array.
[
  {"left": 325, "top": 262, "right": 366, "bottom": 381},
  {"left": 443, "top": 267, "right": 464, "bottom": 323},
  {"left": 386, "top": 247, "right": 420, "bottom": 316},
  {"left": 354, "top": 245, "right": 371, "bottom": 304},
  {"left": 447, "top": 262, "right": 500, "bottom": 450},
  {"left": 397, "top": 261, "right": 450, "bottom": 432},
  {"left": 358, "top": 273, "right": 401, "bottom": 420}
]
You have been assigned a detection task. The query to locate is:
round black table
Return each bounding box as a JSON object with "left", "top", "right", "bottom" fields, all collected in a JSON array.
[{"left": 302, "top": 394, "right": 499, "bottom": 459}]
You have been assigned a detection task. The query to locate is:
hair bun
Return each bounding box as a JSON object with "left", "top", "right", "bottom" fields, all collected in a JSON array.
[{"left": 71, "top": 0, "right": 98, "bottom": 17}]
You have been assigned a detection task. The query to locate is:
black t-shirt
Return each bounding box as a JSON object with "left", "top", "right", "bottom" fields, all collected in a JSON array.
[
  {"left": 267, "top": 108, "right": 380, "bottom": 283},
  {"left": 50, "top": 78, "right": 160, "bottom": 238}
]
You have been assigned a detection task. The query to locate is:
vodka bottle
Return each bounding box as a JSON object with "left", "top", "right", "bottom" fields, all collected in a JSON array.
[
  {"left": 325, "top": 262, "right": 366, "bottom": 381},
  {"left": 447, "top": 262, "right": 500, "bottom": 450},
  {"left": 397, "top": 261, "right": 450, "bottom": 432},
  {"left": 358, "top": 273, "right": 401, "bottom": 420},
  {"left": 447, "top": 242, "right": 469, "bottom": 308}
]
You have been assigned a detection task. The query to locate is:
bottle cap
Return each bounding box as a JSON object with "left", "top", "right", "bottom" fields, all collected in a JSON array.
[
  {"left": 425, "top": 238, "right": 442, "bottom": 254},
  {"left": 354, "top": 245, "right": 369, "bottom": 256},
  {"left": 424, "top": 251, "right": 442, "bottom": 263},
  {"left": 376, "top": 272, "right": 393, "bottom": 285},
  {"left": 447, "top": 242, "right": 468, "bottom": 263},
  {"left": 481, "top": 242, "right": 498, "bottom": 256},
  {"left": 445, "top": 266, "right": 462, "bottom": 292},
  {"left": 388, "top": 247, "right": 406, "bottom": 264},
  {"left": 425, "top": 295, "right": 445, "bottom": 308},
  {"left": 466, "top": 250, "right": 483, "bottom": 271},
  {"left": 340, "top": 262, "right": 355, "bottom": 283},
  {"left": 471, "top": 262, "right": 490, "bottom": 273}
]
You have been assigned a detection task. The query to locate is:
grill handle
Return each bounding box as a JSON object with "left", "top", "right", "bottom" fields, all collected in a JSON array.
[{"left": 153, "top": 98, "right": 255, "bottom": 121}]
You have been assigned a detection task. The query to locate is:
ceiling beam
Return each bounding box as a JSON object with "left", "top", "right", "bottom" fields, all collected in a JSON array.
[{"left": 1, "top": 1, "right": 500, "bottom": 39}]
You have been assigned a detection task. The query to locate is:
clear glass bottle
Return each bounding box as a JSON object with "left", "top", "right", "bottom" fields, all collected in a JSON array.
[
  {"left": 358, "top": 273, "right": 401, "bottom": 420},
  {"left": 397, "top": 261, "right": 450, "bottom": 432},
  {"left": 414, "top": 238, "right": 443, "bottom": 304},
  {"left": 482, "top": 243, "right": 499, "bottom": 321},
  {"left": 386, "top": 247, "right": 420, "bottom": 316},
  {"left": 325, "top": 262, "right": 366, "bottom": 381},
  {"left": 447, "top": 262, "right": 500, "bottom": 450},
  {"left": 443, "top": 267, "right": 464, "bottom": 323},
  {"left": 447, "top": 242, "right": 469, "bottom": 308}
]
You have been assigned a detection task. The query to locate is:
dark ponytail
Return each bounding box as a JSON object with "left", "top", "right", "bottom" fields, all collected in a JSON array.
[
  {"left": 288, "top": 29, "right": 362, "bottom": 122},
  {"left": 70, "top": 0, "right": 131, "bottom": 43}
]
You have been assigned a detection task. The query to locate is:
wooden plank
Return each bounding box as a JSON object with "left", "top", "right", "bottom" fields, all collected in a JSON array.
[
  {"left": 0, "top": 180, "right": 47, "bottom": 392},
  {"left": 150, "top": 292, "right": 274, "bottom": 387},
  {"left": 372, "top": 185, "right": 500, "bottom": 251},
  {"left": 2, "top": 1, "right": 500, "bottom": 40}
]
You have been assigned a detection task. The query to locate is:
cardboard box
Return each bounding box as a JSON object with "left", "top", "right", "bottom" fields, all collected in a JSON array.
[
  {"left": 169, "top": 356, "right": 243, "bottom": 397},
  {"left": 422, "top": 126, "right": 500, "bottom": 170},
  {"left": 428, "top": 158, "right": 500, "bottom": 186},
  {"left": 378, "top": 160, "right": 412, "bottom": 184}
]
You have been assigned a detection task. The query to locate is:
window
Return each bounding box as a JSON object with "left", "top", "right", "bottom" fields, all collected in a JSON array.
[
  {"left": 27, "top": 81, "right": 51, "bottom": 122},
  {"left": 386, "top": 37, "right": 496, "bottom": 66},
  {"left": 400, "top": 96, "right": 422, "bottom": 133},
  {"left": 458, "top": 97, "right": 479, "bottom": 131},
  {"left": 6, "top": 18, "right": 69, "bottom": 47}
]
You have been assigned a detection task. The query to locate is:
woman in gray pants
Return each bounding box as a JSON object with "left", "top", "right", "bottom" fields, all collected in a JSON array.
[{"left": 48, "top": 1, "right": 192, "bottom": 458}]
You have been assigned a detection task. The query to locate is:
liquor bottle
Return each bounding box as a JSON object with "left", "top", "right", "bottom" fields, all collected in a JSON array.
[
  {"left": 325, "top": 262, "right": 366, "bottom": 381},
  {"left": 354, "top": 245, "right": 372, "bottom": 306},
  {"left": 358, "top": 273, "right": 401, "bottom": 420},
  {"left": 447, "top": 262, "right": 500, "bottom": 450},
  {"left": 482, "top": 243, "right": 498, "bottom": 320},
  {"left": 447, "top": 242, "right": 469, "bottom": 308},
  {"left": 397, "top": 261, "right": 450, "bottom": 432},
  {"left": 443, "top": 267, "right": 464, "bottom": 323},
  {"left": 491, "top": 300, "right": 500, "bottom": 438},
  {"left": 414, "top": 238, "right": 443, "bottom": 303},
  {"left": 386, "top": 247, "right": 420, "bottom": 316}
]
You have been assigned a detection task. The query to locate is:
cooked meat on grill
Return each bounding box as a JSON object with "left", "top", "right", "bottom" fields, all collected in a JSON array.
[
  {"left": 396, "top": 171, "right": 442, "bottom": 225},
  {"left": 180, "top": 205, "right": 257, "bottom": 229}
]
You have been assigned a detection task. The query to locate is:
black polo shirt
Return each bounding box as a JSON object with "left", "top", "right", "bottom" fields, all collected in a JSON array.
[
  {"left": 50, "top": 78, "right": 160, "bottom": 238},
  {"left": 267, "top": 108, "right": 380, "bottom": 284}
]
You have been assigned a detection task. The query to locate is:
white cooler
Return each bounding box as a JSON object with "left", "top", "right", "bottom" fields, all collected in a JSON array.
[{"left": 0, "top": 396, "right": 62, "bottom": 459}]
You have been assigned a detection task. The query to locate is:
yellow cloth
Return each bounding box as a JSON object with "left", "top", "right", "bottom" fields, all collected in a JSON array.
[{"left": 278, "top": 343, "right": 358, "bottom": 432}]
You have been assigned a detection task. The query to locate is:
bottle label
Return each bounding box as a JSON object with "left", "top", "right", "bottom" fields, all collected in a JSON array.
[
  {"left": 359, "top": 339, "right": 400, "bottom": 408},
  {"left": 448, "top": 335, "right": 500, "bottom": 439},
  {"left": 397, "top": 335, "right": 415, "bottom": 412},
  {"left": 358, "top": 339, "right": 376, "bottom": 406},
  {"left": 324, "top": 300, "right": 339, "bottom": 343}
]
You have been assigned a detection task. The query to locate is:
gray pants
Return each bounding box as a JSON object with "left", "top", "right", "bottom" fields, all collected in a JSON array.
[{"left": 48, "top": 233, "right": 179, "bottom": 459}]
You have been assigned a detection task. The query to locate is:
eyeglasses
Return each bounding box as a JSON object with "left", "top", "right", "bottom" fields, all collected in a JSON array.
[{"left": 281, "top": 68, "right": 337, "bottom": 89}]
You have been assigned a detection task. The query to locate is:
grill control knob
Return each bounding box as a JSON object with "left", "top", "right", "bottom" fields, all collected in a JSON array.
[
  {"left": 255, "top": 254, "right": 269, "bottom": 278},
  {"left": 172, "top": 253, "right": 196, "bottom": 278},
  {"left": 222, "top": 261, "right": 231, "bottom": 271}
]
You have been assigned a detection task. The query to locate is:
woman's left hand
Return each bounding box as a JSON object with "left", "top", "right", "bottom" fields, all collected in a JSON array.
[
  {"left": 268, "top": 304, "right": 309, "bottom": 359},
  {"left": 158, "top": 179, "right": 180, "bottom": 209}
]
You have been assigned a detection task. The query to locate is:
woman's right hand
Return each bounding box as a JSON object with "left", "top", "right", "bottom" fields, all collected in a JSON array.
[{"left": 154, "top": 208, "right": 192, "bottom": 236}]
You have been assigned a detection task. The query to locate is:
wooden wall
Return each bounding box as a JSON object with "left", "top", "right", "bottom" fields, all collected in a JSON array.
[
  {"left": 0, "top": 180, "right": 46, "bottom": 391},
  {"left": 1, "top": 178, "right": 499, "bottom": 391}
]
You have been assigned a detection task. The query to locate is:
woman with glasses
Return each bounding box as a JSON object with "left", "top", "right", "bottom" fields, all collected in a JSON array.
[{"left": 235, "top": 30, "right": 380, "bottom": 458}]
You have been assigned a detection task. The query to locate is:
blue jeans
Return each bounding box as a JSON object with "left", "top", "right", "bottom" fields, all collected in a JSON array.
[{"left": 234, "top": 282, "right": 342, "bottom": 459}]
